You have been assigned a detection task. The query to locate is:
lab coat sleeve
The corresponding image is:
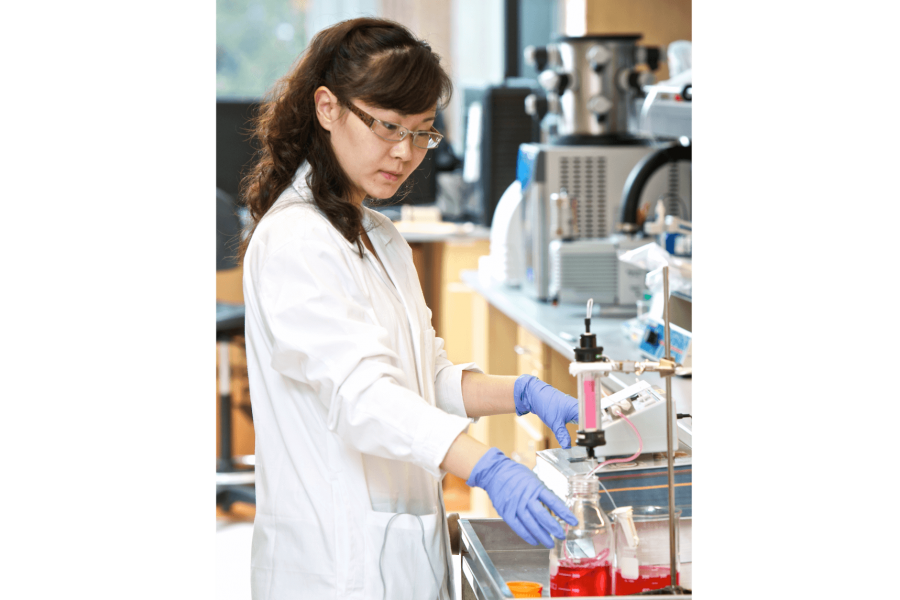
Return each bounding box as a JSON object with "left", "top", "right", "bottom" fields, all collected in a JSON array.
[
  {"left": 255, "top": 223, "right": 471, "bottom": 479},
  {"left": 432, "top": 334, "right": 482, "bottom": 420}
]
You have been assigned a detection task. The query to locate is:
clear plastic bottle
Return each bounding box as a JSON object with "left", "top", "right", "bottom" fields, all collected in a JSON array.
[{"left": 549, "top": 477, "right": 615, "bottom": 597}]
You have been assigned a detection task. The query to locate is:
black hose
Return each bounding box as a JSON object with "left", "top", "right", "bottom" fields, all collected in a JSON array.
[{"left": 619, "top": 141, "right": 692, "bottom": 230}]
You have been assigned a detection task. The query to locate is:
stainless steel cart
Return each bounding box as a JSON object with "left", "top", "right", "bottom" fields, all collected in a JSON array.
[{"left": 459, "top": 518, "right": 691, "bottom": 599}]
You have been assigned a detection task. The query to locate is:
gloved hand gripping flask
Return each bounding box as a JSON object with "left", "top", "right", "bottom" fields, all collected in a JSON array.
[{"left": 549, "top": 476, "right": 614, "bottom": 597}]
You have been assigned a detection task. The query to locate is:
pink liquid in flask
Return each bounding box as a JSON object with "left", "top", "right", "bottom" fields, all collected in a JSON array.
[{"left": 550, "top": 557, "right": 612, "bottom": 597}]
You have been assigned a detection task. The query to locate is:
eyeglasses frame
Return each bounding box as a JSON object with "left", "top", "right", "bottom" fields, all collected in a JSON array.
[{"left": 343, "top": 102, "right": 443, "bottom": 150}]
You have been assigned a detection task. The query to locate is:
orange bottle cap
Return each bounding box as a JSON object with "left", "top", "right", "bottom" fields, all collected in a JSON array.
[{"left": 506, "top": 580, "right": 543, "bottom": 598}]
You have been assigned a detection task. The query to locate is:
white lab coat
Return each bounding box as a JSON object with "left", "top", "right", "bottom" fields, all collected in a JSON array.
[{"left": 242, "top": 166, "right": 481, "bottom": 600}]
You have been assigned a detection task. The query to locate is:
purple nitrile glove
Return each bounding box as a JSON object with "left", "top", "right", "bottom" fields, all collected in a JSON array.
[
  {"left": 514, "top": 375, "right": 580, "bottom": 449},
  {"left": 466, "top": 448, "right": 578, "bottom": 548}
]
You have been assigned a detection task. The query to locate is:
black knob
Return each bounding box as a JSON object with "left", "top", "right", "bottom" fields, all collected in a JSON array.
[
  {"left": 555, "top": 73, "right": 570, "bottom": 95},
  {"left": 627, "top": 71, "right": 643, "bottom": 91},
  {"left": 645, "top": 47, "right": 662, "bottom": 71},
  {"left": 524, "top": 94, "right": 549, "bottom": 122},
  {"left": 528, "top": 46, "right": 549, "bottom": 72}
]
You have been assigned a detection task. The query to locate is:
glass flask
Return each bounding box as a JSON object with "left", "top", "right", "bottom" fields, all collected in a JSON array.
[
  {"left": 611, "top": 506, "right": 681, "bottom": 595},
  {"left": 549, "top": 476, "right": 614, "bottom": 597}
]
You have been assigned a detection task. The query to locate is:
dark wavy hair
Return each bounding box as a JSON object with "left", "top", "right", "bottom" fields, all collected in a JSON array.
[{"left": 238, "top": 17, "right": 453, "bottom": 259}]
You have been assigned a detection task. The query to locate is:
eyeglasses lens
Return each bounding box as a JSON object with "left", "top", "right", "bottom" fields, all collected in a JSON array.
[{"left": 371, "top": 120, "right": 441, "bottom": 149}]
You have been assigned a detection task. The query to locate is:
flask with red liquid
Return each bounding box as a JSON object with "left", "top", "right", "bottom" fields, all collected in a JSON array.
[
  {"left": 549, "top": 476, "right": 614, "bottom": 597},
  {"left": 611, "top": 505, "right": 681, "bottom": 595}
]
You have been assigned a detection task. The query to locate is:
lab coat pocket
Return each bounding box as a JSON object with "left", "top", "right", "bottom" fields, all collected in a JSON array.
[{"left": 364, "top": 509, "right": 444, "bottom": 600}]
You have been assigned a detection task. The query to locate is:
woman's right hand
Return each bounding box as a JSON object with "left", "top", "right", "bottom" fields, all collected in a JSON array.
[{"left": 466, "top": 448, "right": 578, "bottom": 548}]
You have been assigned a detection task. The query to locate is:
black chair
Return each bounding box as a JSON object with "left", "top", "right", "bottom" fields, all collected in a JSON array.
[{"left": 216, "top": 189, "right": 255, "bottom": 509}]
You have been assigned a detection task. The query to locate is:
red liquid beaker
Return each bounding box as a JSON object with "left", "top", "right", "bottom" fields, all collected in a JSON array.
[
  {"left": 549, "top": 477, "right": 614, "bottom": 597},
  {"left": 551, "top": 557, "right": 612, "bottom": 597},
  {"left": 611, "top": 506, "right": 681, "bottom": 595}
]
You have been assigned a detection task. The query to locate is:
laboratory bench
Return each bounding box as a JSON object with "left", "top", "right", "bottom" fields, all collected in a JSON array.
[{"left": 460, "top": 269, "right": 691, "bottom": 420}]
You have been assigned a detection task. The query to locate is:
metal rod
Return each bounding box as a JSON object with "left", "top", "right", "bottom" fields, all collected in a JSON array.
[
  {"left": 663, "top": 266, "right": 678, "bottom": 589},
  {"left": 218, "top": 341, "right": 233, "bottom": 466},
  {"left": 503, "top": 0, "right": 520, "bottom": 79}
]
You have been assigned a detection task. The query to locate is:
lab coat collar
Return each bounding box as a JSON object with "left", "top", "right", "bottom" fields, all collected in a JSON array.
[
  {"left": 362, "top": 208, "right": 394, "bottom": 247},
  {"left": 290, "top": 162, "right": 312, "bottom": 200}
]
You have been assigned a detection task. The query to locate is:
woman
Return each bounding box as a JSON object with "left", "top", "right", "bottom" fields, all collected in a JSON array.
[{"left": 240, "top": 18, "right": 582, "bottom": 600}]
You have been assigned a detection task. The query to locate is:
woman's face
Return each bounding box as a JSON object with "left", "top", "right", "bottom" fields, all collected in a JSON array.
[{"left": 315, "top": 88, "right": 436, "bottom": 204}]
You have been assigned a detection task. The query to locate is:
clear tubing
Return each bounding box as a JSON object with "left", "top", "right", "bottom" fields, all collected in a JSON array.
[
  {"left": 584, "top": 412, "right": 643, "bottom": 478},
  {"left": 596, "top": 478, "right": 617, "bottom": 511}
]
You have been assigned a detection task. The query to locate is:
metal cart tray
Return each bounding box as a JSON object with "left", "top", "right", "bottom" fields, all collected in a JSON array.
[{"left": 459, "top": 518, "right": 691, "bottom": 599}]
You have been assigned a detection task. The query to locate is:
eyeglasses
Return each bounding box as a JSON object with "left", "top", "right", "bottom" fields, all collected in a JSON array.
[{"left": 344, "top": 102, "right": 443, "bottom": 150}]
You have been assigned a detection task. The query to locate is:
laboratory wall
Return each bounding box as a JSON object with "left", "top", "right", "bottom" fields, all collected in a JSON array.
[{"left": 584, "top": 0, "right": 692, "bottom": 83}]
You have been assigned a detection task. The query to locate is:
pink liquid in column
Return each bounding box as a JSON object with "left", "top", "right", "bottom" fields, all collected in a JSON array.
[{"left": 583, "top": 379, "right": 596, "bottom": 429}]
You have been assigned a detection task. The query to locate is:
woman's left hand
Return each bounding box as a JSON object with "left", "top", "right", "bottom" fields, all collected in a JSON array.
[{"left": 513, "top": 375, "right": 580, "bottom": 448}]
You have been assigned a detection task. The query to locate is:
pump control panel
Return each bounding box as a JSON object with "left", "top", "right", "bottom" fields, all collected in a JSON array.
[
  {"left": 596, "top": 381, "right": 670, "bottom": 457},
  {"left": 639, "top": 319, "right": 692, "bottom": 367}
]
